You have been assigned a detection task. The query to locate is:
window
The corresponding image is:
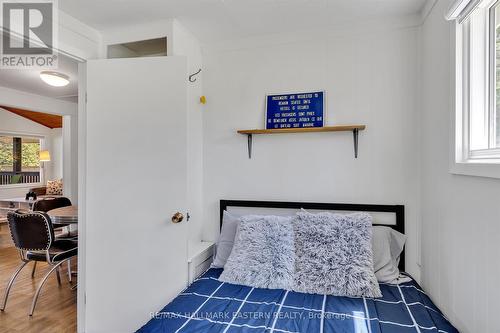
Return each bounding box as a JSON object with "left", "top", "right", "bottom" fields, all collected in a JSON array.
[
  {"left": 447, "top": 0, "right": 500, "bottom": 177},
  {"left": 466, "top": 0, "right": 500, "bottom": 157},
  {"left": 0, "top": 135, "right": 42, "bottom": 185},
  {"left": 494, "top": 4, "right": 500, "bottom": 146}
]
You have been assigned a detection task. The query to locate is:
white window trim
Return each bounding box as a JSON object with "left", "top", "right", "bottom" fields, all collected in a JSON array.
[
  {"left": 0, "top": 182, "right": 44, "bottom": 189},
  {"left": 449, "top": 0, "right": 500, "bottom": 179},
  {"left": 447, "top": 0, "right": 483, "bottom": 22}
]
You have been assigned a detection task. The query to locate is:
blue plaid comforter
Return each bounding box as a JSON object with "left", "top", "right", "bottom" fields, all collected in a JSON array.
[{"left": 137, "top": 268, "right": 458, "bottom": 333}]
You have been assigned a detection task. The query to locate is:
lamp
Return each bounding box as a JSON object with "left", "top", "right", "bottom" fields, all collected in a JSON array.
[
  {"left": 39, "top": 150, "right": 51, "bottom": 183},
  {"left": 39, "top": 150, "right": 51, "bottom": 162},
  {"left": 39, "top": 71, "right": 70, "bottom": 87}
]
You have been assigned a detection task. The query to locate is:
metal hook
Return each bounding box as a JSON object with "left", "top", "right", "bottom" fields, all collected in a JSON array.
[{"left": 189, "top": 69, "right": 202, "bottom": 82}]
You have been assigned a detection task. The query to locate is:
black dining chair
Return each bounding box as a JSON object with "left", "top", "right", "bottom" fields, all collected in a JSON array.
[
  {"left": 32, "top": 197, "right": 75, "bottom": 280},
  {"left": 0, "top": 210, "right": 77, "bottom": 316},
  {"left": 32, "top": 197, "right": 72, "bottom": 213}
]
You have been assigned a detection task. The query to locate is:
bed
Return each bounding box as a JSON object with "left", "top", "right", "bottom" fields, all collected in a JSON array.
[{"left": 137, "top": 200, "right": 459, "bottom": 333}]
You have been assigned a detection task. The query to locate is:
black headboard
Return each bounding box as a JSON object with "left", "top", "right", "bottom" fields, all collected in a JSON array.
[{"left": 220, "top": 200, "right": 405, "bottom": 271}]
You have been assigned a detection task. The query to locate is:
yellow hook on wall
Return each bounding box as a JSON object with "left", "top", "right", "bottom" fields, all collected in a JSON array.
[{"left": 200, "top": 96, "right": 207, "bottom": 104}]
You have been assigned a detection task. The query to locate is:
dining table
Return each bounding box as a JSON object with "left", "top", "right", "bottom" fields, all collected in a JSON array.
[
  {"left": 47, "top": 205, "right": 78, "bottom": 225},
  {"left": 47, "top": 205, "right": 78, "bottom": 289}
]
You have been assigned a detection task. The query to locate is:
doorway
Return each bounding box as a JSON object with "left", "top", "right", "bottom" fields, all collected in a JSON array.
[{"left": 0, "top": 49, "right": 81, "bottom": 332}]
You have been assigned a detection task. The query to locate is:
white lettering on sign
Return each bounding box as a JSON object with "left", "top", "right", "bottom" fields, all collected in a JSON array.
[{"left": 267, "top": 92, "right": 323, "bottom": 129}]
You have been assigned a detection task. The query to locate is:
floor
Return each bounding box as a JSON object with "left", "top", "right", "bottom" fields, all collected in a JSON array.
[{"left": 0, "top": 223, "right": 77, "bottom": 333}]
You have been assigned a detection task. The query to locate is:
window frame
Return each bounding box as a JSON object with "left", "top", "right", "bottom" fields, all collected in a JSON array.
[
  {"left": 0, "top": 131, "right": 46, "bottom": 188},
  {"left": 451, "top": 0, "right": 500, "bottom": 178}
]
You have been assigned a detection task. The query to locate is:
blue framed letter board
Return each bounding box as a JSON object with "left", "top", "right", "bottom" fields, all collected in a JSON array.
[{"left": 266, "top": 91, "right": 324, "bottom": 129}]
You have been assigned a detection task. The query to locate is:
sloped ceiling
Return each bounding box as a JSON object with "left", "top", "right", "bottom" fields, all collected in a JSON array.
[{"left": 0, "top": 106, "right": 63, "bottom": 129}]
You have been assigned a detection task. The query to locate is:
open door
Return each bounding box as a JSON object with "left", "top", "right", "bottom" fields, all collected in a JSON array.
[{"left": 82, "top": 56, "right": 189, "bottom": 332}]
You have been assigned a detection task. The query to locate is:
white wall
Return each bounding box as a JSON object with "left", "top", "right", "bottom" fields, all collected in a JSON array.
[
  {"left": 420, "top": 1, "right": 500, "bottom": 332},
  {"left": 0, "top": 86, "right": 77, "bottom": 116},
  {"left": 59, "top": 10, "right": 102, "bottom": 60},
  {"left": 202, "top": 19, "right": 422, "bottom": 280},
  {"left": 62, "top": 115, "right": 78, "bottom": 202},
  {"left": 50, "top": 128, "right": 63, "bottom": 180},
  {"left": 0, "top": 108, "right": 62, "bottom": 199},
  {"left": 0, "top": 10, "right": 102, "bottom": 61}
]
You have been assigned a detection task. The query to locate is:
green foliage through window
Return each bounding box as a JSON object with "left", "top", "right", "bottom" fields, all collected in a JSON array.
[
  {"left": 0, "top": 137, "right": 13, "bottom": 172},
  {"left": 0, "top": 136, "right": 40, "bottom": 172},
  {"left": 22, "top": 142, "right": 40, "bottom": 168}
]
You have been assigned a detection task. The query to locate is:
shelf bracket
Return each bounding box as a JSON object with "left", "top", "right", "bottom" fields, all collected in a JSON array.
[
  {"left": 239, "top": 125, "right": 364, "bottom": 159},
  {"left": 353, "top": 129, "right": 359, "bottom": 158},
  {"left": 247, "top": 134, "right": 253, "bottom": 159}
]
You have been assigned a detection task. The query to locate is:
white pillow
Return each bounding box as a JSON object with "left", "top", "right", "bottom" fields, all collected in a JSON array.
[
  {"left": 293, "top": 211, "right": 382, "bottom": 297},
  {"left": 372, "top": 226, "right": 408, "bottom": 284},
  {"left": 211, "top": 211, "right": 239, "bottom": 268},
  {"left": 299, "top": 209, "right": 408, "bottom": 283},
  {"left": 219, "top": 215, "right": 295, "bottom": 289},
  {"left": 212, "top": 210, "right": 296, "bottom": 268},
  {"left": 214, "top": 210, "right": 408, "bottom": 285}
]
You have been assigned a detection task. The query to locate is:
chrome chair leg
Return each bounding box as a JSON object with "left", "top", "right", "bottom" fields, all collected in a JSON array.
[
  {"left": 31, "top": 261, "right": 37, "bottom": 278},
  {"left": 29, "top": 260, "right": 66, "bottom": 316},
  {"left": 1, "top": 261, "right": 29, "bottom": 311},
  {"left": 56, "top": 267, "right": 61, "bottom": 285},
  {"left": 67, "top": 259, "right": 72, "bottom": 283}
]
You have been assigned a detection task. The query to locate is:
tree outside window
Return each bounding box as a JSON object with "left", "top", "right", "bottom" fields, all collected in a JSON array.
[{"left": 0, "top": 135, "right": 41, "bottom": 185}]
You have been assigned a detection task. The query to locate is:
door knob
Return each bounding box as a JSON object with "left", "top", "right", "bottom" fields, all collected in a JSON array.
[{"left": 172, "top": 212, "right": 184, "bottom": 223}]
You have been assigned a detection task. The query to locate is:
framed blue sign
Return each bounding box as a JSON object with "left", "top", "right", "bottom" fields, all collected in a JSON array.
[{"left": 266, "top": 91, "right": 324, "bottom": 129}]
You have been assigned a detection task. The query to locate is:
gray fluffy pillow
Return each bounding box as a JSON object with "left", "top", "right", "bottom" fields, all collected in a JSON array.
[
  {"left": 293, "top": 211, "right": 382, "bottom": 298},
  {"left": 219, "top": 215, "right": 294, "bottom": 290}
]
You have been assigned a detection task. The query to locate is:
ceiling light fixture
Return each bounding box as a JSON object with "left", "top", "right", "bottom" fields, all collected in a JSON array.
[{"left": 39, "top": 71, "right": 70, "bottom": 87}]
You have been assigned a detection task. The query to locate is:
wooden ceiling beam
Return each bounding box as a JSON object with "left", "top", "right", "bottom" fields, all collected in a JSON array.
[{"left": 0, "top": 106, "right": 63, "bottom": 129}]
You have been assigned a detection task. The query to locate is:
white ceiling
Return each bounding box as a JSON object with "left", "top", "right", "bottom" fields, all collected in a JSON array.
[
  {"left": 60, "top": 0, "right": 427, "bottom": 43},
  {"left": 0, "top": 51, "right": 79, "bottom": 102},
  {"left": 0, "top": 0, "right": 425, "bottom": 102}
]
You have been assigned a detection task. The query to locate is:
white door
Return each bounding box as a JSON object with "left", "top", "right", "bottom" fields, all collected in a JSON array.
[{"left": 83, "top": 56, "right": 189, "bottom": 333}]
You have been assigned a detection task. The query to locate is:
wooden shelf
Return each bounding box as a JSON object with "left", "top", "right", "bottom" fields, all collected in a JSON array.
[
  {"left": 237, "top": 125, "right": 366, "bottom": 159},
  {"left": 237, "top": 125, "right": 365, "bottom": 135}
]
